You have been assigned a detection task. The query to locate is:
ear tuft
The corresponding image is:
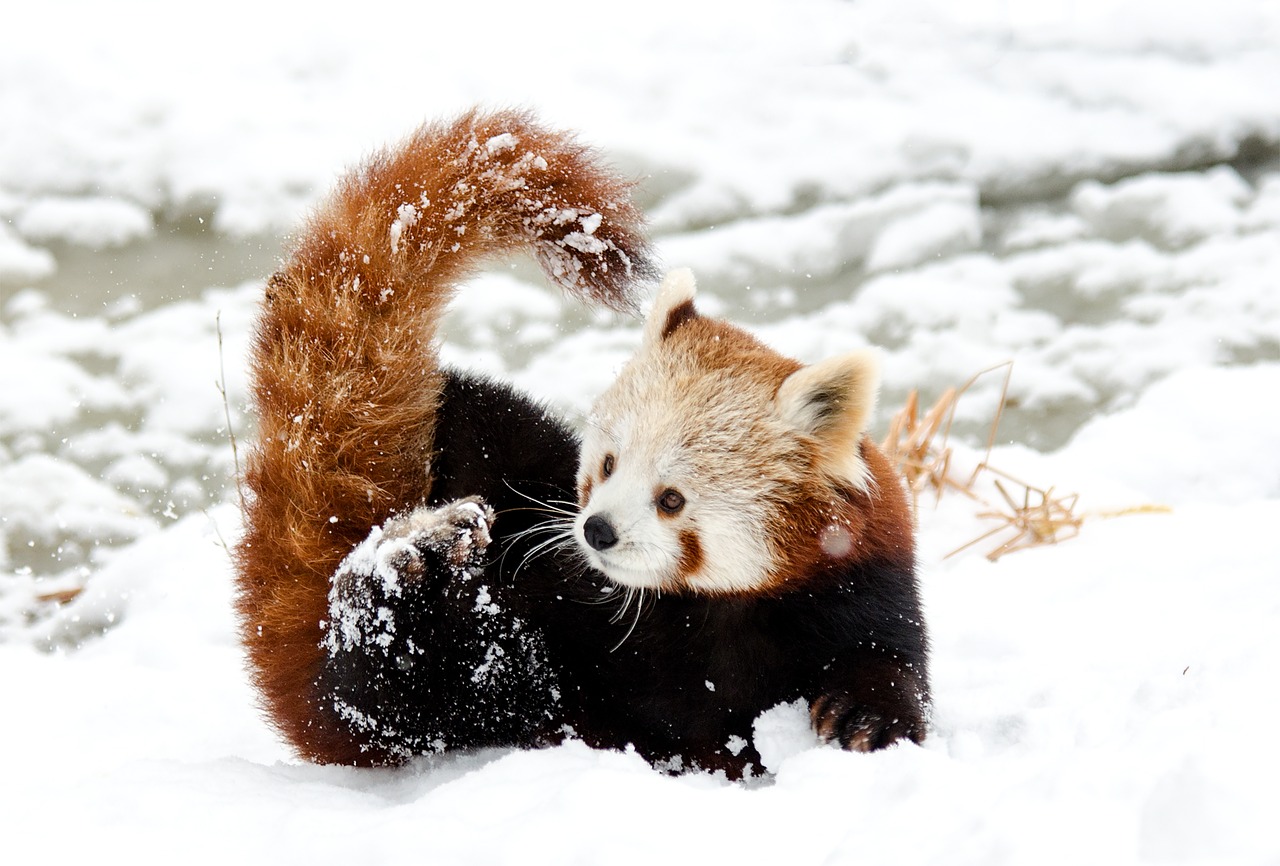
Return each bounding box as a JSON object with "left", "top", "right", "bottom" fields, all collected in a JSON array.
[
  {"left": 776, "top": 350, "right": 880, "bottom": 489},
  {"left": 644, "top": 268, "right": 699, "bottom": 344}
]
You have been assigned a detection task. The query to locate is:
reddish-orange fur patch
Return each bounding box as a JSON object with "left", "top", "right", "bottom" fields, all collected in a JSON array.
[{"left": 765, "top": 441, "right": 915, "bottom": 593}]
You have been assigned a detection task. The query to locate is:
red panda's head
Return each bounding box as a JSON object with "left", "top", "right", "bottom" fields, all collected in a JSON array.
[{"left": 575, "top": 269, "right": 897, "bottom": 596}]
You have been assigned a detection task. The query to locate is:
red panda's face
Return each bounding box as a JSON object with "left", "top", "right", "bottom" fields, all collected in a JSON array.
[
  {"left": 574, "top": 269, "right": 882, "bottom": 596},
  {"left": 575, "top": 396, "right": 778, "bottom": 594}
]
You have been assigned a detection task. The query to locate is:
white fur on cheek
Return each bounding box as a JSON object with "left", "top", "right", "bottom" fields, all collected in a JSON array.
[{"left": 680, "top": 502, "right": 774, "bottom": 595}]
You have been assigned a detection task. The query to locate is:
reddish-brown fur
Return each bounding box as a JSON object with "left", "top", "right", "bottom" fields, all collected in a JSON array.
[
  {"left": 234, "top": 109, "right": 652, "bottom": 764},
  {"left": 678, "top": 529, "right": 705, "bottom": 576},
  {"left": 767, "top": 444, "right": 916, "bottom": 590}
]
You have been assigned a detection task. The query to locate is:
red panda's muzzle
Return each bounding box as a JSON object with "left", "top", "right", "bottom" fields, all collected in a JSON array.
[{"left": 583, "top": 514, "right": 619, "bottom": 551}]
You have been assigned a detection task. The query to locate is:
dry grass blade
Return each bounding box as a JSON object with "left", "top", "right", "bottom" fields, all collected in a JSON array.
[
  {"left": 880, "top": 386, "right": 958, "bottom": 502},
  {"left": 972, "top": 471, "right": 1083, "bottom": 561},
  {"left": 35, "top": 587, "right": 84, "bottom": 605},
  {"left": 215, "top": 311, "right": 248, "bottom": 516},
  {"left": 880, "top": 362, "right": 1013, "bottom": 506},
  {"left": 881, "top": 362, "right": 1162, "bottom": 563}
]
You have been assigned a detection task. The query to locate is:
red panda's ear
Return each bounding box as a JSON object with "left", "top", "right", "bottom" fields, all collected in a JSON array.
[
  {"left": 776, "top": 350, "right": 880, "bottom": 490},
  {"left": 643, "top": 268, "right": 699, "bottom": 345}
]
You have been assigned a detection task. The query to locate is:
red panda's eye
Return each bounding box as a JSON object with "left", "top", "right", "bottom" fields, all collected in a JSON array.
[
  {"left": 602, "top": 454, "right": 615, "bottom": 478},
  {"left": 657, "top": 489, "right": 685, "bottom": 515}
]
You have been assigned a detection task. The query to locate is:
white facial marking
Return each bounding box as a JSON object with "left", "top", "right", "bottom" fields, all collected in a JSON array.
[{"left": 576, "top": 370, "right": 780, "bottom": 595}]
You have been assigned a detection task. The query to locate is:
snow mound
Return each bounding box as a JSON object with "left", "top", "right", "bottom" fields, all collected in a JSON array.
[{"left": 15, "top": 195, "right": 155, "bottom": 248}]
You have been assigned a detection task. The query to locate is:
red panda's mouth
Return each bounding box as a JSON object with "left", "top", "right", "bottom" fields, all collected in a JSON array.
[{"left": 582, "top": 548, "right": 669, "bottom": 591}]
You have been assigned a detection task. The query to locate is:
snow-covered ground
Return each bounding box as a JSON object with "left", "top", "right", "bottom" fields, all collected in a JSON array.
[{"left": 3, "top": 1, "right": 1279, "bottom": 863}]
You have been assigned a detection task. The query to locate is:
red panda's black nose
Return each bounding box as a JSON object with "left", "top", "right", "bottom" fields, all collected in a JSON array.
[{"left": 584, "top": 515, "right": 618, "bottom": 551}]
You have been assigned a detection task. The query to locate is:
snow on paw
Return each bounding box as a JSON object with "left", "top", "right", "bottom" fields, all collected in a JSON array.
[
  {"left": 809, "top": 692, "right": 926, "bottom": 753},
  {"left": 380, "top": 496, "right": 495, "bottom": 576},
  {"left": 326, "top": 498, "right": 495, "bottom": 657}
]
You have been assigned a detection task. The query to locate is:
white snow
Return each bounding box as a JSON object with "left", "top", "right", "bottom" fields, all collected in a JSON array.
[
  {"left": 2, "top": 1, "right": 1279, "bottom": 863},
  {"left": 388, "top": 202, "right": 419, "bottom": 255},
  {"left": 0, "top": 222, "right": 56, "bottom": 282},
  {"left": 484, "top": 132, "right": 518, "bottom": 155},
  {"left": 15, "top": 195, "right": 156, "bottom": 248}
]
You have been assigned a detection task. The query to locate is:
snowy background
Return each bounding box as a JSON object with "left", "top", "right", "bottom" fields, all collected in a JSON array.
[{"left": 3, "top": 0, "right": 1279, "bottom": 862}]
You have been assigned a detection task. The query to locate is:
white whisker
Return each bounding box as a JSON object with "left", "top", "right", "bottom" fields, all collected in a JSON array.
[
  {"left": 501, "top": 480, "right": 580, "bottom": 517},
  {"left": 500, "top": 516, "right": 578, "bottom": 579},
  {"left": 610, "top": 586, "right": 649, "bottom": 652},
  {"left": 514, "top": 532, "right": 577, "bottom": 579}
]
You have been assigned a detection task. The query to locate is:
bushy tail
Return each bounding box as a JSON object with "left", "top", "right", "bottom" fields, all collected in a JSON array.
[{"left": 234, "top": 108, "right": 656, "bottom": 763}]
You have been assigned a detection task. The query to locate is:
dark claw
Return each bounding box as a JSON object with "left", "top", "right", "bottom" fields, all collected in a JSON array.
[{"left": 811, "top": 691, "right": 925, "bottom": 753}]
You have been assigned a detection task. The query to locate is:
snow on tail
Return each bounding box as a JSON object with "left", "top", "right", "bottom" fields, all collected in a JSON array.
[{"left": 234, "top": 108, "right": 656, "bottom": 764}]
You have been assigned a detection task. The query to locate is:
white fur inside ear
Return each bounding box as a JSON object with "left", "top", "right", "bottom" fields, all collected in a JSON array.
[
  {"left": 776, "top": 350, "right": 880, "bottom": 489},
  {"left": 643, "top": 268, "right": 698, "bottom": 344}
]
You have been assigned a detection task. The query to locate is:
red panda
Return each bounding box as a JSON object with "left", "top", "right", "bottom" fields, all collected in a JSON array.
[{"left": 235, "top": 108, "right": 929, "bottom": 776}]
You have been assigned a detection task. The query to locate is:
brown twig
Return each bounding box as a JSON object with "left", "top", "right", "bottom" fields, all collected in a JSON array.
[
  {"left": 969, "top": 472, "right": 1083, "bottom": 561},
  {"left": 880, "top": 361, "right": 1013, "bottom": 506},
  {"left": 215, "top": 311, "right": 247, "bottom": 516},
  {"left": 35, "top": 588, "right": 84, "bottom": 605}
]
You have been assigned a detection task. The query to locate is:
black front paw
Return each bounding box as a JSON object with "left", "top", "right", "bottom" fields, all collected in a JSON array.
[
  {"left": 810, "top": 689, "right": 927, "bottom": 753},
  {"left": 326, "top": 497, "right": 495, "bottom": 656},
  {"left": 378, "top": 496, "right": 494, "bottom": 580}
]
